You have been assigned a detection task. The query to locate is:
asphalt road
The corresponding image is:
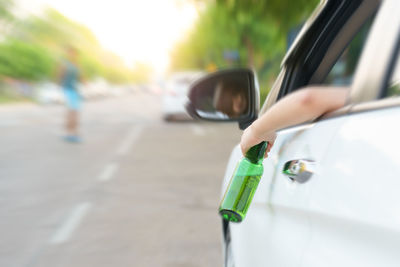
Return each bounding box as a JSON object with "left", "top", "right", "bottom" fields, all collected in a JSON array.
[{"left": 0, "top": 91, "right": 242, "bottom": 267}]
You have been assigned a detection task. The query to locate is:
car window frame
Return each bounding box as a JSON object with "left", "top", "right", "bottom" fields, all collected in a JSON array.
[
  {"left": 324, "top": 0, "right": 400, "bottom": 119},
  {"left": 261, "top": 0, "right": 377, "bottom": 116},
  {"left": 276, "top": 0, "right": 367, "bottom": 102},
  {"left": 336, "top": 32, "right": 400, "bottom": 117},
  {"left": 379, "top": 33, "right": 400, "bottom": 99},
  {"left": 261, "top": 0, "right": 400, "bottom": 125}
]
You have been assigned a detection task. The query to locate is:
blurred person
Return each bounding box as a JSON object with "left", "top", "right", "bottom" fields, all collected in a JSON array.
[
  {"left": 213, "top": 79, "right": 248, "bottom": 117},
  {"left": 240, "top": 87, "right": 348, "bottom": 157},
  {"left": 59, "top": 47, "right": 82, "bottom": 143}
]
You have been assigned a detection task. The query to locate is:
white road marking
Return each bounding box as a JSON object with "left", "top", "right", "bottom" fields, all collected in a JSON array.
[
  {"left": 98, "top": 162, "right": 119, "bottom": 182},
  {"left": 116, "top": 126, "right": 144, "bottom": 156},
  {"left": 191, "top": 125, "right": 205, "bottom": 136},
  {"left": 50, "top": 202, "right": 91, "bottom": 244}
]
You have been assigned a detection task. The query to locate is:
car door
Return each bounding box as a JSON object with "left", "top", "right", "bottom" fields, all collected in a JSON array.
[
  {"left": 227, "top": 0, "right": 382, "bottom": 266},
  {"left": 231, "top": 116, "right": 349, "bottom": 267},
  {"left": 300, "top": 1, "right": 400, "bottom": 266}
]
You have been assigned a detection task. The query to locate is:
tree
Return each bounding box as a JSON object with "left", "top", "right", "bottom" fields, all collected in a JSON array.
[
  {"left": 170, "top": 0, "right": 318, "bottom": 85},
  {"left": 0, "top": 39, "right": 53, "bottom": 81},
  {"left": 0, "top": 0, "right": 14, "bottom": 34},
  {"left": 3, "top": 8, "right": 139, "bottom": 84}
]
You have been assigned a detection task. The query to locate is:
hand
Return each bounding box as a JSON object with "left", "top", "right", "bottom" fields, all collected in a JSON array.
[
  {"left": 240, "top": 125, "right": 276, "bottom": 158},
  {"left": 264, "top": 141, "right": 275, "bottom": 158}
]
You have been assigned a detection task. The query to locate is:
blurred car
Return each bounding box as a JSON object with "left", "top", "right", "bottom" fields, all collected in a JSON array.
[
  {"left": 81, "top": 79, "right": 113, "bottom": 100},
  {"left": 187, "top": 0, "right": 400, "bottom": 266},
  {"left": 35, "top": 82, "right": 64, "bottom": 104},
  {"left": 162, "top": 71, "right": 204, "bottom": 121}
]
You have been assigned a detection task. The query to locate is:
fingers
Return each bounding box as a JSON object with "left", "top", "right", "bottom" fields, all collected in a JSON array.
[
  {"left": 240, "top": 134, "right": 276, "bottom": 158},
  {"left": 240, "top": 128, "right": 254, "bottom": 156},
  {"left": 240, "top": 126, "right": 276, "bottom": 158},
  {"left": 240, "top": 144, "right": 244, "bottom": 155},
  {"left": 264, "top": 141, "right": 274, "bottom": 158},
  {"left": 240, "top": 143, "right": 248, "bottom": 157},
  {"left": 241, "top": 141, "right": 274, "bottom": 159}
]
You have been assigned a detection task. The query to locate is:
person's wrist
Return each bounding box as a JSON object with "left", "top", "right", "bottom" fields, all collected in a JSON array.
[
  {"left": 250, "top": 120, "right": 275, "bottom": 143},
  {"left": 248, "top": 123, "right": 263, "bottom": 144}
]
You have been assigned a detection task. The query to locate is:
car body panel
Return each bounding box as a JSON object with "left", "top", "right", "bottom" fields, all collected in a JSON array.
[
  {"left": 226, "top": 115, "right": 347, "bottom": 267},
  {"left": 301, "top": 107, "right": 400, "bottom": 267}
]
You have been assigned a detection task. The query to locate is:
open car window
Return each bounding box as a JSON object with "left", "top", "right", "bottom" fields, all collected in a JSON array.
[{"left": 323, "top": 16, "right": 375, "bottom": 86}]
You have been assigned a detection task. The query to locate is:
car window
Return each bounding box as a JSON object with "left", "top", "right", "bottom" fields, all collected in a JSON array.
[
  {"left": 323, "top": 16, "right": 375, "bottom": 86},
  {"left": 385, "top": 49, "right": 400, "bottom": 97}
]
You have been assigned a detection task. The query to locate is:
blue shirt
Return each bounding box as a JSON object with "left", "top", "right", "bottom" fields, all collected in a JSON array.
[{"left": 62, "top": 61, "right": 80, "bottom": 91}]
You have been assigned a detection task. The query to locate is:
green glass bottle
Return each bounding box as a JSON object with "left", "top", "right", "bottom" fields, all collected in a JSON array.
[{"left": 219, "top": 141, "right": 267, "bottom": 223}]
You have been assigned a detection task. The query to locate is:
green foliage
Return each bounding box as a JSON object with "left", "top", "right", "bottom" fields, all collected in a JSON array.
[
  {"left": 0, "top": 6, "right": 148, "bottom": 84},
  {"left": 15, "top": 9, "right": 132, "bottom": 83},
  {"left": 78, "top": 53, "right": 103, "bottom": 80},
  {"left": 0, "top": 39, "right": 54, "bottom": 81},
  {"left": 131, "top": 63, "right": 153, "bottom": 83},
  {"left": 170, "top": 0, "right": 319, "bottom": 96},
  {"left": 0, "top": 0, "right": 13, "bottom": 25}
]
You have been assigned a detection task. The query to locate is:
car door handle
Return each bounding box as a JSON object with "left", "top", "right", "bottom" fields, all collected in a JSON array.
[{"left": 282, "top": 159, "right": 315, "bottom": 183}]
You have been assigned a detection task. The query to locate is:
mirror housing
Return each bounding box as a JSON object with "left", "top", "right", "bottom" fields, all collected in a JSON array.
[{"left": 186, "top": 68, "right": 260, "bottom": 130}]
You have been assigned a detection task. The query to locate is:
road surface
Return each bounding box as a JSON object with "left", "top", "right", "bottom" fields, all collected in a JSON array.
[{"left": 0, "top": 91, "right": 242, "bottom": 267}]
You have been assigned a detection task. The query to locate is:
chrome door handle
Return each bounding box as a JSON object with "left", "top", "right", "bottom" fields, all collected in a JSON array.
[{"left": 282, "top": 159, "right": 315, "bottom": 183}]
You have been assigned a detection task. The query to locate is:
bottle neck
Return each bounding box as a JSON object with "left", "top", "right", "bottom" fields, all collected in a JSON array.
[{"left": 245, "top": 141, "right": 267, "bottom": 164}]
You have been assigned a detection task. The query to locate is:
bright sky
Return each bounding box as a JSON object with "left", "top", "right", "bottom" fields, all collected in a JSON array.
[{"left": 16, "top": 0, "right": 199, "bottom": 73}]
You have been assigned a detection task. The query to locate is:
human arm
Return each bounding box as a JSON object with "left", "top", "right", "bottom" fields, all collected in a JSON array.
[{"left": 240, "top": 87, "right": 348, "bottom": 156}]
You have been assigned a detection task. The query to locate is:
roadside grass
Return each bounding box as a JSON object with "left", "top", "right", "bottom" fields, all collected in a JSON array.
[{"left": 0, "top": 94, "right": 31, "bottom": 104}]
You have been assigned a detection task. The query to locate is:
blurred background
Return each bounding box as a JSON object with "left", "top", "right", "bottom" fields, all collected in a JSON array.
[{"left": 0, "top": 0, "right": 317, "bottom": 266}]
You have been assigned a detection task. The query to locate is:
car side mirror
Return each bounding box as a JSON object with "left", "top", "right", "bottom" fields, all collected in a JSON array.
[{"left": 186, "top": 68, "right": 260, "bottom": 130}]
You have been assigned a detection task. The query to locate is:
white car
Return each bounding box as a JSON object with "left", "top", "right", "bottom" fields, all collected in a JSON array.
[
  {"left": 162, "top": 71, "right": 204, "bottom": 121},
  {"left": 35, "top": 82, "right": 64, "bottom": 105},
  {"left": 187, "top": 0, "right": 400, "bottom": 266}
]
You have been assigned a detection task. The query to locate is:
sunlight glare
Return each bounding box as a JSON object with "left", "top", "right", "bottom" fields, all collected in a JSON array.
[{"left": 16, "top": 0, "right": 198, "bottom": 73}]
